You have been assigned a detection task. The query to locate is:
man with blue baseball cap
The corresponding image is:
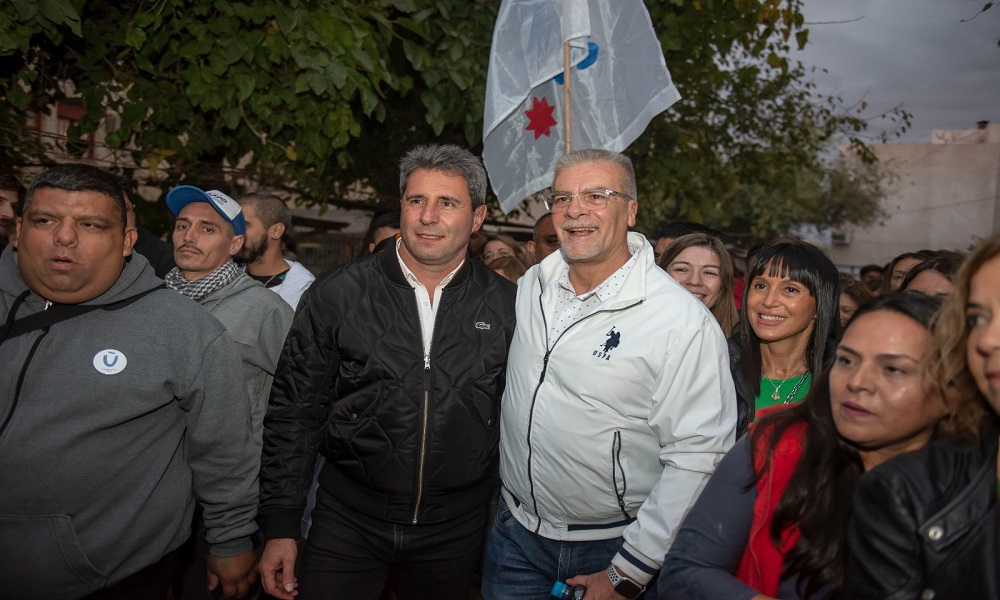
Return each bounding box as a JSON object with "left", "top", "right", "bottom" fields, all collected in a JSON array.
[{"left": 165, "top": 184, "right": 293, "bottom": 599}]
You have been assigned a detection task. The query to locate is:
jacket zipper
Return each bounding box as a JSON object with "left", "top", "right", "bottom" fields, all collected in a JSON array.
[
  {"left": 412, "top": 353, "right": 431, "bottom": 523},
  {"left": 524, "top": 289, "right": 642, "bottom": 533},
  {"left": 611, "top": 430, "right": 630, "bottom": 522}
]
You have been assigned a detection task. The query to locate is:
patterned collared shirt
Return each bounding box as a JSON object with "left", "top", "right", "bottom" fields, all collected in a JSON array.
[{"left": 544, "top": 251, "right": 638, "bottom": 346}]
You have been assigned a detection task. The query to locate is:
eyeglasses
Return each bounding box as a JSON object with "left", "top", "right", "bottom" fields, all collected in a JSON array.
[{"left": 541, "top": 188, "right": 633, "bottom": 212}]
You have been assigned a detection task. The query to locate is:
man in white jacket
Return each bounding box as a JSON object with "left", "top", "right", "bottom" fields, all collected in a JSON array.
[{"left": 482, "top": 149, "right": 736, "bottom": 600}]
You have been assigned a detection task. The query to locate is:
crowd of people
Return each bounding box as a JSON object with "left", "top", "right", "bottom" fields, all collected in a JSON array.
[{"left": 0, "top": 145, "right": 998, "bottom": 600}]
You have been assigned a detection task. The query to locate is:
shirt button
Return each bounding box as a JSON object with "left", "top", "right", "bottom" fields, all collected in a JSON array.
[{"left": 927, "top": 526, "right": 944, "bottom": 541}]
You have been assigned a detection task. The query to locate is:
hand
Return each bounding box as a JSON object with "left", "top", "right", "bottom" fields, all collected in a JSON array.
[
  {"left": 259, "top": 538, "right": 299, "bottom": 599},
  {"left": 206, "top": 549, "right": 258, "bottom": 599},
  {"left": 566, "top": 569, "right": 623, "bottom": 600}
]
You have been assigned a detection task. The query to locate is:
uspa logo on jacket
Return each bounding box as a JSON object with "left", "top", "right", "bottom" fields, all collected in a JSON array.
[{"left": 592, "top": 327, "right": 621, "bottom": 361}]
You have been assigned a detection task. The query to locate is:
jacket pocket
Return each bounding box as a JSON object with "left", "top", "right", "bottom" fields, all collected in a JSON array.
[
  {"left": 324, "top": 384, "right": 385, "bottom": 462},
  {"left": 609, "top": 432, "right": 634, "bottom": 523},
  {"left": 463, "top": 383, "right": 500, "bottom": 430},
  {"left": 0, "top": 513, "right": 106, "bottom": 598},
  {"left": 328, "top": 382, "right": 382, "bottom": 424}
]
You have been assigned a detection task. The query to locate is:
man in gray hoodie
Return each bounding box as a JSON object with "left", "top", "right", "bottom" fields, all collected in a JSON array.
[
  {"left": 164, "top": 185, "right": 293, "bottom": 446},
  {"left": 0, "top": 163, "right": 259, "bottom": 599},
  {"left": 164, "top": 185, "right": 293, "bottom": 600}
]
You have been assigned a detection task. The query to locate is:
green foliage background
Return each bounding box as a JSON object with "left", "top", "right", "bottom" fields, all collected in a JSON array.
[{"left": 0, "top": 0, "right": 908, "bottom": 243}]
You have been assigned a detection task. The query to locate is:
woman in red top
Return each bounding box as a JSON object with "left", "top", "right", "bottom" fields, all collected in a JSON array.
[{"left": 662, "top": 292, "right": 955, "bottom": 600}]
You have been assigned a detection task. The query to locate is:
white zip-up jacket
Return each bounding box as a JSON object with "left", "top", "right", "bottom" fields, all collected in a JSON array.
[{"left": 499, "top": 232, "right": 736, "bottom": 585}]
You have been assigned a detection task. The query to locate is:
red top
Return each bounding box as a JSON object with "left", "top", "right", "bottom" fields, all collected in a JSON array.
[{"left": 735, "top": 419, "right": 807, "bottom": 596}]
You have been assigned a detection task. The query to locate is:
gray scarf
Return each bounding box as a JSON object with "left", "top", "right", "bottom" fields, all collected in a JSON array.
[{"left": 164, "top": 258, "right": 241, "bottom": 301}]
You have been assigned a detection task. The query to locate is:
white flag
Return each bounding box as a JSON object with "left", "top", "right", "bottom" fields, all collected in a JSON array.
[{"left": 483, "top": 0, "right": 681, "bottom": 214}]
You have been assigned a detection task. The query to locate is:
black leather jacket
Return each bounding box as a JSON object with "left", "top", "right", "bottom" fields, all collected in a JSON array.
[
  {"left": 846, "top": 428, "right": 1000, "bottom": 600},
  {"left": 727, "top": 336, "right": 754, "bottom": 438},
  {"left": 259, "top": 250, "right": 516, "bottom": 538}
]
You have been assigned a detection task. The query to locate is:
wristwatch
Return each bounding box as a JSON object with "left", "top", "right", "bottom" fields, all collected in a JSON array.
[{"left": 607, "top": 564, "right": 646, "bottom": 599}]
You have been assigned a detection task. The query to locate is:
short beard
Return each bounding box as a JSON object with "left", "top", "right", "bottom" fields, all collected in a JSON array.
[{"left": 235, "top": 232, "right": 268, "bottom": 265}]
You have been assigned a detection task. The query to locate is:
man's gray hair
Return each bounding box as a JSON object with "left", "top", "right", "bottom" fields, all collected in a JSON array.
[
  {"left": 553, "top": 149, "right": 637, "bottom": 200},
  {"left": 399, "top": 144, "right": 488, "bottom": 209},
  {"left": 236, "top": 192, "right": 292, "bottom": 230}
]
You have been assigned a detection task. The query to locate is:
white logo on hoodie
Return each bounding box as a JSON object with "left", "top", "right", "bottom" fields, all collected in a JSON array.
[{"left": 93, "top": 349, "right": 127, "bottom": 375}]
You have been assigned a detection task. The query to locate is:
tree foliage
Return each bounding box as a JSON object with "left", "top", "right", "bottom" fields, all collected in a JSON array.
[{"left": 0, "top": 0, "right": 906, "bottom": 242}]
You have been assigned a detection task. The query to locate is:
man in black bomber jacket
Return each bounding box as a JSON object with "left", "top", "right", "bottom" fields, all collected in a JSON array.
[{"left": 257, "top": 144, "right": 517, "bottom": 600}]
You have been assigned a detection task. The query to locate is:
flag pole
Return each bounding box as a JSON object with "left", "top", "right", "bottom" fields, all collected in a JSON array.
[{"left": 563, "top": 40, "right": 572, "bottom": 154}]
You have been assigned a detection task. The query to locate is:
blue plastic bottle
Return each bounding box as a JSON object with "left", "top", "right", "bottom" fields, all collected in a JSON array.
[{"left": 550, "top": 581, "right": 587, "bottom": 599}]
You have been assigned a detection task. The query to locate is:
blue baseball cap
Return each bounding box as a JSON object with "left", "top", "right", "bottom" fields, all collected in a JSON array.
[{"left": 165, "top": 185, "right": 246, "bottom": 236}]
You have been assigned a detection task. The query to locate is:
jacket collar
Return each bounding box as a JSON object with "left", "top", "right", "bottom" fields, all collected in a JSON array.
[
  {"left": 535, "top": 231, "right": 653, "bottom": 310},
  {"left": 376, "top": 241, "right": 472, "bottom": 289}
]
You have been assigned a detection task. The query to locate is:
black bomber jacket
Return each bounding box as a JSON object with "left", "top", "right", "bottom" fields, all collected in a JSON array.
[{"left": 258, "top": 250, "right": 516, "bottom": 538}]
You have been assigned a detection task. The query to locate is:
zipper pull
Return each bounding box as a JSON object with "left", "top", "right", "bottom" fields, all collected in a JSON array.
[{"left": 424, "top": 354, "right": 430, "bottom": 370}]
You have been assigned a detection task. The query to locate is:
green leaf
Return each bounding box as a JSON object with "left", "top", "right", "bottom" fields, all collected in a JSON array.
[
  {"left": 6, "top": 85, "right": 30, "bottom": 111},
  {"left": 294, "top": 73, "right": 310, "bottom": 94},
  {"left": 794, "top": 29, "right": 809, "bottom": 50},
  {"left": 359, "top": 85, "right": 377, "bottom": 115},
  {"left": 125, "top": 26, "right": 147, "bottom": 50},
  {"left": 221, "top": 40, "right": 250, "bottom": 65},
  {"left": 273, "top": 5, "right": 298, "bottom": 32},
  {"left": 349, "top": 47, "right": 375, "bottom": 72},
  {"left": 448, "top": 69, "right": 468, "bottom": 91},
  {"left": 38, "top": 0, "right": 81, "bottom": 37},
  {"left": 221, "top": 106, "right": 241, "bottom": 130},
  {"left": 236, "top": 74, "right": 255, "bottom": 102},
  {"left": 11, "top": 0, "right": 37, "bottom": 21},
  {"left": 0, "top": 32, "right": 19, "bottom": 54},
  {"left": 394, "top": 18, "right": 431, "bottom": 41},
  {"left": 306, "top": 71, "right": 327, "bottom": 95},
  {"left": 390, "top": 0, "right": 417, "bottom": 11},
  {"left": 327, "top": 61, "right": 348, "bottom": 89}
]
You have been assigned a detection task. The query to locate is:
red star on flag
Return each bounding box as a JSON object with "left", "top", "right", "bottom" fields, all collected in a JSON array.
[{"left": 524, "top": 96, "right": 557, "bottom": 140}]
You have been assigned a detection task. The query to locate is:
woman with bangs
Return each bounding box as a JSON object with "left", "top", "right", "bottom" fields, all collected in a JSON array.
[
  {"left": 845, "top": 237, "right": 1000, "bottom": 599},
  {"left": 729, "top": 241, "right": 841, "bottom": 437}
]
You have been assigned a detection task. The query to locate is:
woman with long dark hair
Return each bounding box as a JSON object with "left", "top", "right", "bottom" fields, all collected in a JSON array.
[
  {"left": 845, "top": 239, "right": 999, "bottom": 599},
  {"left": 662, "top": 292, "right": 952, "bottom": 600},
  {"left": 730, "top": 241, "right": 841, "bottom": 437}
]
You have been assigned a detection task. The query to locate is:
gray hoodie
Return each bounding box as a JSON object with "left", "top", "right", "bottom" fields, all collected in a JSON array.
[
  {"left": 198, "top": 272, "right": 293, "bottom": 448},
  {"left": 0, "top": 247, "right": 259, "bottom": 599}
]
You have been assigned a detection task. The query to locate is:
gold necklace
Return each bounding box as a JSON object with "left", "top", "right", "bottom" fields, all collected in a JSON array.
[{"left": 762, "top": 362, "right": 809, "bottom": 403}]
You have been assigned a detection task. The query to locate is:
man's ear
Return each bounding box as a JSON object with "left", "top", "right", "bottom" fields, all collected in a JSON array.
[
  {"left": 122, "top": 226, "right": 138, "bottom": 257},
  {"left": 229, "top": 235, "right": 245, "bottom": 256},
  {"left": 472, "top": 204, "right": 487, "bottom": 232},
  {"left": 267, "top": 222, "right": 286, "bottom": 241}
]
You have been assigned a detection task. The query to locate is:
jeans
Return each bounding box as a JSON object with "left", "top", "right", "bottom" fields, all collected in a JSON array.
[
  {"left": 298, "top": 488, "right": 487, "bottom": 600},
  {"left": 481, "top": 498, "right": 658, "bottom": 600}
]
